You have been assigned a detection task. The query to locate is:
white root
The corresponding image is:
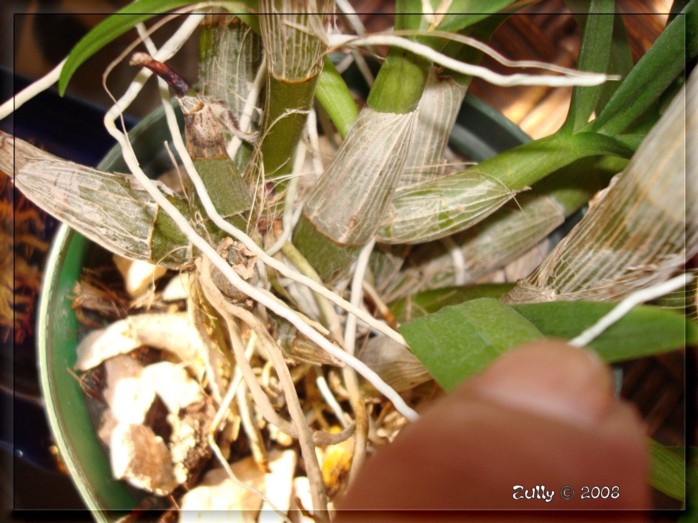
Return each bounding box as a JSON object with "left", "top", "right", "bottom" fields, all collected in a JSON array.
[
  {"left": 570, "top": 273, "right": 694, "bottom": 347},
  {"left": 156, "top": 70, "right": 408, "bottom": 347},
  {"left": 198, "top": 259, "right": 329, "bottom": 515},
  {"left": 198, "top": 259, "right": 354, "bottom": 447},
  {"left": 328, "top": 33, "right": 616, "bottom": 87},
  {"left": 342, "top": 240, "right": 374, "bottom": 484},
  {"left": 0, "top": 59, "right": 66, "bottom": 120},
  {"left": 103, "top": 12, "right": 203, "bottom": 125},
  {"left": 138, "top": 60, "right": 418, "bottom": 421},
  {"left": 119, "top": 11, "right": 417, "bottom": 420},
  {"left": 344, "top": 240, "right": 375, "bottom": 357}
]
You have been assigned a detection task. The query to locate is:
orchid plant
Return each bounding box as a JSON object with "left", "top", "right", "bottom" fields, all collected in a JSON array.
[{"left": 1, "top": 0, "right": 696, "bottom": 519}]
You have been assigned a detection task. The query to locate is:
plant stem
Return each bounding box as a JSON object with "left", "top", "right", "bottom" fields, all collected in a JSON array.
[
  {"left": 104, "top": 64, "right": 419, "bottom": 422},
  {"left": 367, "top": 48, "right": 430, "bottom": 113},
  {"left": 254, "top": 0, "right": 332, "bottom": 186},
  {"left": 198, "top": 14, "right": 262, "bottom": 171}
]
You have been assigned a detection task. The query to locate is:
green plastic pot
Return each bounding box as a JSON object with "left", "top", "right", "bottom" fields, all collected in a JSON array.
[{"left": 38, "top": 96, "right": 529, "bottom": 521}]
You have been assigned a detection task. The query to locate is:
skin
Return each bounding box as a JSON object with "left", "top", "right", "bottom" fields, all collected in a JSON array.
[{"left": 336, "top": 340, "right": 650, "bottom": 522}]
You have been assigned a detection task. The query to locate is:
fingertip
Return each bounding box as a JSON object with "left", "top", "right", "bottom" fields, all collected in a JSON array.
[{"left": 466, "top": 339, "right": 620, "bottom": 428}]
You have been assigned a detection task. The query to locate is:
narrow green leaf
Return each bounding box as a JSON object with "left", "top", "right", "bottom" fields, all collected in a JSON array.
[
  {"left": 436, "top": 1, "right": 515, "bottom": 33},
  {"left": 648, "top": 440, "right": 685, "bottom": 502},
  {"left": 591, "top": 0, "right": 697, "bottom": 134},
  {"left": 58, "top": 0, "right": 202, "bottom": 95},
  {"left": 561, "top": 0, "right": 615, "bottom": 133},
  {"left": 399, "top": 298, "right": 545, "bottom": 391},
  {"left": 513, "top": 302, "right": 697, "bottom": 362},
  {"left": 594, "top": 12, "right": 634, "bottom": 114},
  {"left": 394, "top": 0, "right": 427, "bottom": 31},
  {"left": 378, "top": 131, "right": 633, "bottom": 244},
  {"left": 457, "top": 130, "right": 632, "bottom": 191},
  {"left": 316, "top": 58, "right": 359, "bottom": 139},
  {"left": 390, "top": 284, "right": 514, "bottom": 323},
  {"left": 398, "top": 296, "right": 695, "bottom": 392}
]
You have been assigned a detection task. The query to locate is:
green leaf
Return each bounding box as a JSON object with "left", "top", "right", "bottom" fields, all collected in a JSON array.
[
  {"left": 390, "top": 283, "right": 514, "bottom": 323},
  {"left": 436, "top": 1, "right": 515, "bottom": 33},
  {"left": 561, "top": 0, "right": 615, "bottom": 133},
  {"left": 513, "top": 302, "right": 697, "bottom": 362},
  {"left": 316, "top": 58, "right": 359, "bottom": 139},
  {"left": 594, "top": 11, "right": 634, "bottom": 114},
  {"left": 399, "top": 298, "right": 545, "bottom": 391},
  {"left": 458, "top": 130, "right": 633, "bottom": 191},
  {"left": 648, "top": 440, "right": 685, "bottom": 502},
  {"left": 379, "top": 131, "right": 634, "bottom": 244},
  {"left": 394, "top": 0, "right": 427, "bottom": 31},
  {"left": 58, "top": 0, "right": 202, "bottom": 95},
  {"left": 591, "top": 0, "right": 697, "bottom": 134}
]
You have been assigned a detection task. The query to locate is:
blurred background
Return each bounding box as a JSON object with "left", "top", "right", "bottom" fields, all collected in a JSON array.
[{"left": 0, "top": 0, "right": 687, "bottom": 521}]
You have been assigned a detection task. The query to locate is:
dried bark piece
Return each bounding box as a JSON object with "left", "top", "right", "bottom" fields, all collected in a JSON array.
[
  {"left": 260, "top": 449, "right": 297, "bottom": 516},
  {"left": 103, "top": 355, "right": 154, "bottom": 425},
  {"left": 97, "top": 409, "right": 118, "bottom": 446},
  {"left": 110, "top": 423, "right": 177, "bottom": 496},
  {"left": 168, "top": 400, "right": 215, "bottom": 488},
  {"left": 142, "top": 361, "right": 204, "bottom": 414},
  {"left": 113, "top": 255, "right": 167, "bottom": 297},
  {"left": 75, "top": 313, "right": 203, "bottom": 374},
  {"left": 178, "top": 450, "right": 297, "bottom": 518},
  {"left": 162, "top": 272, "right": 190, "bottom": 302},
  {"left": 178, "top": 459, "right": 266, "bottom": 516}
]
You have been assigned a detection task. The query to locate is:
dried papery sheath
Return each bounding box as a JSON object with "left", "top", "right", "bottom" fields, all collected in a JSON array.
[
  {"left": 398, "top": 68, "right": 467, "bottom": 189},
  {"left": 377, "top": 168, "right": 516, "bottom": 245},
  {"left": 1, "top": 132, "right": 191, "bottom": 267},
  {"left": 505, "top": 73, "right": 694, "bottom": 304},
  {"left": 198, "top": 15, "right": 262, "bottom": 120},
  {"left": 359, "top": 336, "right": 432, "bottom": 392},
  {"left": 384, "top": 155, "right": 626, "bottom": 299},
  {"left": 302, "top": 107, "right": 417, "bottom": 246},
  {"left": 198, "top": 15, "right": 262, "bottom": 172},
  {"left": 377, "top": 125, "right": 633, "bottom": 246},
  {"left": 259, "top": 0, "right": 332, "bottom": 82},
  {"left": 392, "top": 192, "right": 565, "bottom": 294}
]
